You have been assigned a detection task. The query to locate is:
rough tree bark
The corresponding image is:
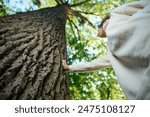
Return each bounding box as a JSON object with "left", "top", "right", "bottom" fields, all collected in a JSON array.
[{"left": 0, "top": 4, "right": 69, "bottom": 99}]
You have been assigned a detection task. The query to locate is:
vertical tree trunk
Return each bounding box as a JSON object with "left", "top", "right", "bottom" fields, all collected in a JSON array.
[{"left": 0, "top": 4, "right": 69, "bottom": 99}]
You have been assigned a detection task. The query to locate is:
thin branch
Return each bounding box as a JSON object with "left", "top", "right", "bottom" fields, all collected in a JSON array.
[
  {"left": 69, "top": 18, "right": 81, "bottom": 40},
  {"left": 55, "top": 0, "right": 61, "bottom": 4},
  {"left": 68, "top": 17, "right": 77, "bottom": 39},
  {"left": 70, "top": 0, "right": 91, "bottom": 7},
  {"left": 60, "top": 0, "right": 66, "bottom": 4},
  {"left": 75, "top": 10, "right": 100, "bottom": 16},
  {"left": 73, "top": 10, "right": 96, "bottom": 30}
]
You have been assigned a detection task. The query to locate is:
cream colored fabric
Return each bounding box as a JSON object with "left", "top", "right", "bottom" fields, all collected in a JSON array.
[
  {"left": 69, "top": 54, "right": 111, "bottom": 72},
  {"left": 69, "top": 0, "right": 150, "bottom": 99},
  {"left": 106, "top": 0, "right": 150, "bottom": 99}
]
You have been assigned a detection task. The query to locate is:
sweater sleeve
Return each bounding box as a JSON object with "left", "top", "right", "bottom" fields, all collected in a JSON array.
[{"left": 68, "top": 54, "right": 111, "bottom": 72}]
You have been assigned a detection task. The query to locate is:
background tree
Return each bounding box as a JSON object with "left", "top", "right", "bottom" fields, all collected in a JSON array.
[{"left": 0, "top": 0, "right": 137, "bottom": 100}]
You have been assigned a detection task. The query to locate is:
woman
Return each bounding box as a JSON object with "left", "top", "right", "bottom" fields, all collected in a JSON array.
[{"left": 62, "top": 0, "right": 150, "bottom": 100}]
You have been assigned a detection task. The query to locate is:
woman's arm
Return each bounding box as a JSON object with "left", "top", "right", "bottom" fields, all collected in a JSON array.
[
  {"left": 62, "top": 54, "right": 111, "bottom": 72},
  {"left": 62, "top": 17, "right": 111, "bottom": 72}
]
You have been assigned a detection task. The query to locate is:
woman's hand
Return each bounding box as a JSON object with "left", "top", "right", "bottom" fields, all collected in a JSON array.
[
  {"left": 97, "top": 27, "right": 106, "bottom": 38},
  {"left": 62, "top": 59, "right": 69, "bottom": 70}
]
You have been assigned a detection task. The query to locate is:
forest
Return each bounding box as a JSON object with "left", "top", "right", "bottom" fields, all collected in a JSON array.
[{"left": 0, "top": 0, "right": 137, "bottom": 100}]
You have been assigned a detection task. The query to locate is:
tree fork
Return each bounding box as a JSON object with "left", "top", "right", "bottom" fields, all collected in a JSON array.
[{"left": 0, "top": 4, "right": 70, "bottom": 99}]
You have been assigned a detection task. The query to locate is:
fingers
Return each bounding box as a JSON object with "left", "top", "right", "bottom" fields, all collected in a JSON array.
[
  {"left": 62, "top": 59, "right": 69, "bottom": 70},
  {"left": 97, "top": 27, "right": 106, "bottom": 38},
  {"left": 62, "top": 59, "right": 66, "bottom": 65}
]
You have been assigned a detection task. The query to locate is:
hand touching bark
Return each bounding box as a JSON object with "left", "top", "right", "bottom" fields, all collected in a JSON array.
[{"left": 62, "top": 60, "right": 69, "bottom": 71}]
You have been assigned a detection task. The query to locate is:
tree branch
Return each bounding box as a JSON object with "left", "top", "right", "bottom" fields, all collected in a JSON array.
[
  {"left": 55, "top": 0, "right": 68, "bottom": 4},
  {"left": 60, "top": 0, "right": 66, "bottom": 4},
  {"left": 68, "top": 17, "right": 77, "bottom": 39},
  {"left": 75, "top": 10, "right": 100, "bottom": 16},
  {"left": 55, "top": 0, "right": 62, "bottom": 4},
  {"left": 73, "top": 10, "right": 96, "bottom": 30},
  {"left": 69, "top": 18, "right": 81, "bottom": 40}
]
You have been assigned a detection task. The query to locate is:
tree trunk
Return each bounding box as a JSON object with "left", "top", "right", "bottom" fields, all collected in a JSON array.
[{"left": 0, "top": 4, "right": 69, "bottom": 99}]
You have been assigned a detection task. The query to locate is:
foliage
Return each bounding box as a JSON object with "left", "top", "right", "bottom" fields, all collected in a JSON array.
[
  {"left": 0, "top": 0, "right": 138, "bottom": 100},
  {"left": 0, "top": 0, "right": 10, "bottom": 16}
]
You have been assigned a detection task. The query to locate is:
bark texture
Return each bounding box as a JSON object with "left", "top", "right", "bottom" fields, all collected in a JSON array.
[{"left": 0, "top": 4, "right": 69, "bottom": 99}]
